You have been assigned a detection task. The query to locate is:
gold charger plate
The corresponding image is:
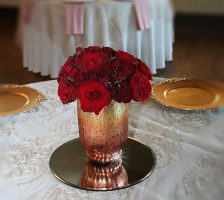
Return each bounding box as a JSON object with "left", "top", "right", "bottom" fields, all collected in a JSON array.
[
  {"left": 0, "top": 84, "right": 45, "bottom": 117},
  {"left": 152, "top": 79, "right": 224, "bottom": 110}
]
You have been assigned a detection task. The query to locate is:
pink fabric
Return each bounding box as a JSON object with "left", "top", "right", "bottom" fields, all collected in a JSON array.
[
  {"left": 21, "top": 0, "right": 33, "bottom": 24},
  {"left": 133, "top": 0, "right": 151, "bottom": 31},
  {"left": 64, "top": 3, "right": 85, "bottom": 35}
]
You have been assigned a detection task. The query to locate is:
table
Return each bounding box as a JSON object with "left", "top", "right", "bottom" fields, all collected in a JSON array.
[
  {"left": 1, "top": 78, "right": 224, "bottom": 200},
  {"left": 21, "top": 0, "right": 174, "bottom": 78}
]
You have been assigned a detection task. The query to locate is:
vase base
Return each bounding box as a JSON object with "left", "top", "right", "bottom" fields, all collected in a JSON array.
[
  {"left": 86, "top": 150, "right": 122, "bottom": 164},
  {"left": 49, "top": 137, "right": 156, "bottom": 191},
  {"left": 81, "top": 158, "right": 128, "bottom": 190}
]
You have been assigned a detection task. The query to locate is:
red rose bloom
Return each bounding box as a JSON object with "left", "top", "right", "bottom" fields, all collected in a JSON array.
[
  {"left": 98, "top": 68, "right": 109, "bottom": 85},
  {"left": 57, "top": 73, "right": 68, "bottom": 86},
  {"left": 108, "top": 58, "right": 121, "bottom": 73},
  {"left": 68, "top": 67, "right": 79, "bottom": 80},
  {"left": 58, "top": 46, "right": 152, "bottom": 113},
  {"left": 116, "top": 51, "right": 134, "bottom": 61},
  {"left": 101, "top": 47, "right": 116, "bottom": 58},
  {"left": 80, "top": 52, "right": 103, "bottom": 73},
  {"left": 77, "top": 81, "right": 111, "bottom": 115},
  {"left": 101, "top": 47, "right": 116, "bottom": 67},
  {"left": 58, "top": 56, "right": 80, "bottom": 82},
  {"left": 73, "top": 54, "right": 82, "bottom": 68},
  {"left": 85, "top": 70, "right": 98, "bottom": 81},
  {"left": 58, "top": 82, "right": 77, "bottom": 104},
  {"left": 59, "top": 56, "right": 73, "bottom": 74},
  {"left": 116, "top": 70, "right": 126, "bottom": 81},
  {"left": 85, "top": 46, "right": 101, "bottom": 53},
  {"left": 138, "top": 60, "right": 152, "bottom": 80},
  {"left": 111, "top": 80, "right": 132, "bottom": 103},
  {"left": 76, "top": 47, "right": 84, "bottom": 55},
  {"left": 123, "top": 61, "right": 135, "bottom": 77},
  {"left": 130, "top": 72, "right": 151, "bottom": 101}
]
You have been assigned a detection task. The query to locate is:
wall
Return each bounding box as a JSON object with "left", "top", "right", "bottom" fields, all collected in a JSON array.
[
  {"left": 1, "top": 0, "right": 224, "bottom": 15},
  {"left": 174, "top": 0, "right": 224, "bottom": 15},
  {"left": 0, "top": 0, "right": 21, "bottom": 7}
]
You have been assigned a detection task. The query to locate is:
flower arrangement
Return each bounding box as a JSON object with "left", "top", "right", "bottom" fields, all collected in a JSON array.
[{"left": 58, "top": 46, "right": 152, "bottom": 115}]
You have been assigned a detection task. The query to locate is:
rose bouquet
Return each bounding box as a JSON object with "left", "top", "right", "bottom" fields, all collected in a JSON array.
[{"left": 58, "top": 46, "right": 152, "bottom": 115}]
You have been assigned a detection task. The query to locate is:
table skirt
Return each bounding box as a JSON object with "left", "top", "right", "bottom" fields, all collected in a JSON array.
[{"left": 22, "top": 0, "right": 174, "bottom": 78}]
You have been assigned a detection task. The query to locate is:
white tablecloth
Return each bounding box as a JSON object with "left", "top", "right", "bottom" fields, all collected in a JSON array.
[
  {"left": 1, "top": 78, "right": 224, "bottom": 200},
  {"left": 22, "top": 0, "right": 174, "bottom": 78}
]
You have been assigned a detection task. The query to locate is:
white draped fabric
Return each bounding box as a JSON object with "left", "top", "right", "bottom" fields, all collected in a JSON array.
[
  {"left": 22, "top": 0, "right": 174, "bottom": 78},
  {"left": 0, "top": 78, "right": 224, "bottom": 200}
]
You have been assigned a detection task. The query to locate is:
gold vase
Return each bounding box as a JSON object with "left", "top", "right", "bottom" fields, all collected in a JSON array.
[
  {"left": 77, "top": 100, "right": 128, "bottom": 163},
  {"left": 81, "top": 158, "right": 128, "bottom": 190}
]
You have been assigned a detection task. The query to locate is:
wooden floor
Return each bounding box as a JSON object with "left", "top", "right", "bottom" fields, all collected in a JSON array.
[
  {"left": 156, "top": 15, "right": 224, "bottom": 81},
  {"left": 0, "top": 9, "right": 224, "bottom": 85},
  {"left": 0, "top": 8, "right": 52, "bottom": 85}
]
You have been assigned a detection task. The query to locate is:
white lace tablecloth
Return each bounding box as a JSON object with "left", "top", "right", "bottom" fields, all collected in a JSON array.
[
  {"left": 1, "top": 78, "right": 224, "bottom": 200},
  {"left": 21, "top": 0, "right": 173, "bottom": 78}
]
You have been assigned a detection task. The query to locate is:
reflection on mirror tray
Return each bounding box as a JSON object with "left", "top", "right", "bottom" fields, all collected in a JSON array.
[
  {"left": 81, "top": 158, "right": 128, "bottom": 190},
  {"left": 49, "top": 138, "right": 156, "bottom": 191}
]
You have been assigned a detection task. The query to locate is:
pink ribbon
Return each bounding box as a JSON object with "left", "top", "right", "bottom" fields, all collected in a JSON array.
[
  {"left": 133, "top": 0, "right": 151, "bottom": 31},
  {"left": 64, "top": 3, "right": 85, "bottom": 35}
]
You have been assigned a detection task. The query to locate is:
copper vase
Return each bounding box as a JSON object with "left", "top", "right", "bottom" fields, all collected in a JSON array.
[
  {"left": 77, "top": 100, "right": 128, "bottom": 163},
  {"left": 81, "top": 158, "right": 128, "bottom": 190}
]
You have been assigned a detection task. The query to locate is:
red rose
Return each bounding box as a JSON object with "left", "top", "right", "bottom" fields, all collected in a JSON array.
[
  {"left": 77, "top": 81, "right": 111, "bottom": 115},
  {"left": 72, "top": 72, "right": 84, "bottom": 88},
  {"left": 57, "top": 74, "right": 68, "bottom": 87},
  {"left": 130, "top": 58, "right": 139, "bottom": 65},
  {"left": 101, "top": 47, "right": 116, "bottom": 67},
  {"left": 58, "top": 46, "right": 152, "bottom": 106},
  {"left": 73, "top": 54, "right": 82, "bottom": 68},
  {"left": 111, "top": 80, "right": 132, "bottom": 103},
  {"left": 116, "top": 51, "right": 134, "bottom": 61},
  {"left": 123, "top": 61, "right": 135, "bottom": 77},
  {"left": 98, "top": 68, "right": 109, "bottom": 85},
  {"left": 58, "top": 82, "right": 77, "bottom": 104},
  {"left": 101, "top": 47, "right": 116, "bottom": 58},
  {"left": 80, "top": 52, "right": 103, "bottom": 73},
  {"left": 116, "top": 70, "right": 126, "bottom": 81},
  {"left": 59, "top": 56, "right": 80, "bottom": 81},
  {"left": 138, "top": 60, "right": 152, "bottom": 80},
  {"left": 59, "top": 56, "right": 73, "bottom": 74},
  {"left": 85, "top": 70, "right": 98, "bottom": 81},
  {"left": 108, "top": 58, "right": 121, "bottom": 73},
  {"left": 76, "top": 47, "right": 85, "bottom": 55},
  {"left": 68, "top": 67, "right": 79, "bottom": 80},
  {"left": 130, "top": 72, "right": 151, "bottom": 101},
  {"left": 85, "top": 46, "right": 101, "bottom": 53}
]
